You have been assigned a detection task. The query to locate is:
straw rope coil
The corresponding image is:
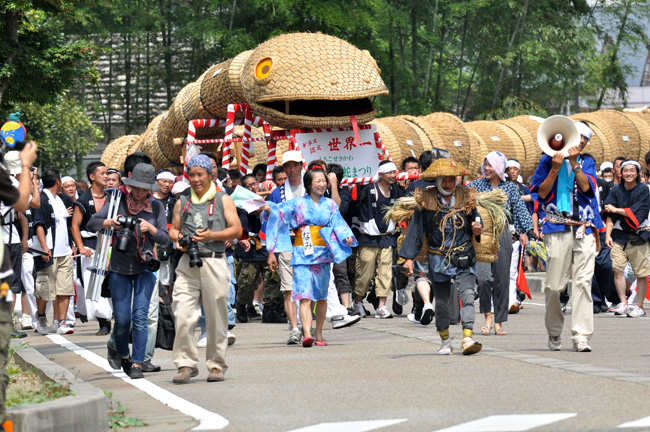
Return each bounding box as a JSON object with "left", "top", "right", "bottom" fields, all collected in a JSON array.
[
  {"left": 587, "top": 109, "right": 639, "bottom": 161},
  {"left": 497, "top": 118, "right": 537, "bottom": 179},
  {"left": 622, "top": 112, "right": 650, "bottom": 162},
  {"left": 375, "top": 117, "right": 425, "bottom": 164},
  {"left": 100, "top": 135, "right": 140, "bottom": 170},
  {"left": 464, "top": 121, "right": 525, "bottom": 168},
  {"left": 402, "top": 116, "right": 446, "bottom": 153},
  {"left": 369, "top": 120, "right": 400, "bottom": 167},
  {"left": 467, "top": 130, "right": 488, "bottom": 177}
]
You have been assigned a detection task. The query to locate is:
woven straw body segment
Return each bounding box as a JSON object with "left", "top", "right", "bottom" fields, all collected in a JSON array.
[
  {"left": 240, "top": 32, "right": 388, "bottom": 129},
  {"left": 464, "top": 121, "right": 525, "bottom": 168},
  {"left": 570, "top": 113, "right": 616, "bottom": 165},
  {"left": 100, "top": 135, "right": 140, "bottom": 171},
  {"left": 584, "top": 109, "right": 640, "bottom": 162},
  {"left": 375, "top": 117, "right": 427, "bottom": 165},
  {"left": 418, "top": 113, "right": 470, "bottom": 167},
  {"left": 200, "top": 58, "right": 248, "bottom": 120},
  {"left": 497, "top": 118, "right": 537, "bottom": 180},
  {"left": 622, "top": 112, "right": 650, "bottom": 162},
  {"left": 369, "top": 119, "right": 401, "bottom": 168},
  {"left": 467, "top": 130, "right": 488, "bottom": 178}
]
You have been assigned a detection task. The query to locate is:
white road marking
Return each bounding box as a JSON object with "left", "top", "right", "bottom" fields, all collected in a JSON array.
[
  {"left": 47, "top": 335, "right": 228, "bottom": 431},
  {"left": 433, "top": 413, "right": 577, "bottom": 432},
  {"left": 618, "top": 416, "right": 650, "bottom": 428},
  {"left": 285, "top": 419, "right": 407, "bottom": 432}
]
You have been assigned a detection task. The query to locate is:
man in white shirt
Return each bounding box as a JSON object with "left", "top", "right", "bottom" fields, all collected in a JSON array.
[{"left": 33, "top": 168, "right": 75, "bottom": 335}]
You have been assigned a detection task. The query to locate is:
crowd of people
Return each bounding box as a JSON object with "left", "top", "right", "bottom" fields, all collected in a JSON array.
[{"left": 3, "top": 119, "right": 649, "bottom": 389}]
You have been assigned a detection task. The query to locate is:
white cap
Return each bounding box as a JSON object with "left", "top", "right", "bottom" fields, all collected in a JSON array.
[
  {"left": 282, "top": 150, "right": 302, "bottom": 165},
  {"left": 600, "top": 161, "right": 613, "bottom": 171},
  {"left": 3, "top": 151, "right": 21, "bottom": 175},
  {"left": 171, "top": 181, "right": 190, "bottom": 195},
  {"left": 575, "top": 121, "right": 594, "bottom": 140}
]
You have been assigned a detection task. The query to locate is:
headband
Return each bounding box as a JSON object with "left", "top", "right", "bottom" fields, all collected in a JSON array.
[
  {"left": 61, "top": 176, "right": 75, "bottom": 185},
  {"left": 310, "top": 165, "right": 324, "bottom": 171},
  {"left": 620, "top": 160, "right": 641, "bottom": 171},
  {"left": 107, "top": 168, "right": 119, "bottom": 175},
  {"left": 506, "top": 160, "right": 520, "bottom": 170},
  {"left": 157, "top": 171, "right": 176, "bottom": 181},
  {"left": 575, "top": 122, "right": 594, "bottom": 140},
  {"left": 377, "top": 162, "right": 398, "bottom": 175}
]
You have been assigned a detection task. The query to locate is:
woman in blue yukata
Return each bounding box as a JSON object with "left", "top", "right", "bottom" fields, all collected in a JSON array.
[{"left": 266, "top": 167, "right": 357, "bottom": 347}]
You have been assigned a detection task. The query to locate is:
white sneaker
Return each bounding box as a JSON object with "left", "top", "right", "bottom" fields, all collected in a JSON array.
[
  {"left": 20, "top": 314, "right": 33, "bottom": 330},
  {"left": 437, "top": 338, "right": 453, "bottom": 355},
  {"left": 36, "top": 316, "right": 49, "bottom": 335},
  {"left": 612, "top": 302, "right": 629, "bottom": 315},
  {"left": 331, "top": 314, "right": 361, "bottom": 329},
  {"left": 197, "top": 332, "right": 208, "bottom": 348},
  {"left": 352, "top": 301, "right": 366, "bottom": 318},
  {"left": 49, "top": 320, "right": 59, "bottom": 334},
  {"left": 56, "top": 322, "right": 74, "bottom": 335},
  {"left": 573, "top": 340, "right": 592, "bottom": 352},
  {"left": 407, "top": 313, "right": 420, "bottom": 324},
  {"left": 627, "top": 306, "right": 646, "bottom": 318},
  {"left": 227, "top": 332, "right": 236, "bottom": 346},
  {"left": 374, "top": 306, "right": 393, "bottom": 319}
]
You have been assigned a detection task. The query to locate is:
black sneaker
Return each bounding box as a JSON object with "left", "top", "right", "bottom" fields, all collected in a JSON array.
[
  {"left": 142, "top": 360, "right": 161, "bottom": 373},
  {"left": 236, "top": 304, "right": 248, "bottom": 323},
  {"left": 11, "top": 330, "right": 27, "bottom": 339},
  {"left": 107, "top": 345, "right": 121, "bottom": 370},
  {"left": 121, "top": 358, "right": 132, "bottom": 375},
  {"left": 130, "top": 365, "right": 144, "bottom": 379},
  {"left": 247, "top": 305, "right": 261, "bottom": 320}
]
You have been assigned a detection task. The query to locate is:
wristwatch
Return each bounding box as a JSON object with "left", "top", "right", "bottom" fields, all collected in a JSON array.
[{"left": 572, "top": 164, "right": 582, "bottom": 173}]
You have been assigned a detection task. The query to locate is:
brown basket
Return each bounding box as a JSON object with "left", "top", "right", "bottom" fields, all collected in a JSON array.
[
  {"left": 418, "top": 112, "right": 470, "bottom": 165},
  {"left": 473, "top": 206, "right": 499, "bottom": 263},
  {"left": 240, "top": 32, "right": 388, "bottom": 129},
  {"left": 570, "top": 112, "right": 617, "bottom": 164},
  {"left": 587, "top": 109, "right": 640, "bottom": 161},
  {"left": 200, "top": 59, "right": 246, "bottom": 120},
  {"left": 369, "top": 119, "right": 402, "bottom": 168},
  {"left": 467, "top": 130, "right": 488, "bottom": 178},
  {"left": 497, "top": 118, "right": 537, "bottom": 180},
  {"left": 622, "top": 112, "right": 650, "bottom": 162},
  {"left": 464, "top": 121, "right": 525, "bottom": 170}
]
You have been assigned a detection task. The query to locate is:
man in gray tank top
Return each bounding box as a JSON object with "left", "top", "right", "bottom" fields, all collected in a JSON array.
[{"left": 169, "top": 155, "right": 242, "bottom": 384}]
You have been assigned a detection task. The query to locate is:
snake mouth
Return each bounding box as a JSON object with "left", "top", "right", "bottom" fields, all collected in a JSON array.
[{"left": 259, "top": 98, "right": 375, "bottom": 118}]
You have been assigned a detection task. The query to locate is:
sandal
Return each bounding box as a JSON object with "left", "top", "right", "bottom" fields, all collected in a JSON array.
[
  {"left": 314, "top": 339, "right": 328, "bottom": 346},
  {"left": 481, "top": 313, "right": 494, "bottom": 335},
  {"left": 302, "top": 336, "right": 314, "bottom": 347},
  {"left": 495, "top": 327, "right": 507, "bottom": 336}
]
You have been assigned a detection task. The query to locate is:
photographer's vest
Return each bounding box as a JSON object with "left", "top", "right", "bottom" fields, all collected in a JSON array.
[{"left": 179, "top": 192, "right": 227, "bottom": 254}]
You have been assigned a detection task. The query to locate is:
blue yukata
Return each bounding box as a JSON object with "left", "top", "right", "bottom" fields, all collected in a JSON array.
[{"left": 265, "top": 195, "right": 357, "bottom": 301}]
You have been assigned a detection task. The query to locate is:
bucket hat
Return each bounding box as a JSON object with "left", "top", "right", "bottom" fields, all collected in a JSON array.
[{"left": 123, "top": 163, "right": 160, "bottom": 192}]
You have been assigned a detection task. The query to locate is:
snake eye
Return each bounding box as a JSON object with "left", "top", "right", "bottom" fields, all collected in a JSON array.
[{"left": 255, "top": 58, "right": 273, "bottom": 80}]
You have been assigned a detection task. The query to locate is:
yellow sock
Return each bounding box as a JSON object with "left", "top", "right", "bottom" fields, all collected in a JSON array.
[
  {"left": 463, "top": 329, "right": 473, "bottom": 338},
  {"left": 439, "top": 329, "right": 449, "bottom": 340}
]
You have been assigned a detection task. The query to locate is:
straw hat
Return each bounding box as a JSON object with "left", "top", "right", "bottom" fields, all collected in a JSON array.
[{"left": 420, "top": 159, "right": 466, "bottom": 180}]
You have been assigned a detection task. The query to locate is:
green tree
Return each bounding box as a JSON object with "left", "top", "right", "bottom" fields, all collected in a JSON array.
[
  {"left": 0, "top": 1, "right": 98, "bottom": 108},
  {"left": 18, "top": 94, "right": 104, "bottom": 177}
]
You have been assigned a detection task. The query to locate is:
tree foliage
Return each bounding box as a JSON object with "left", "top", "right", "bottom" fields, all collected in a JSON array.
[{"left": 18, "top": 95, "right": 103, "bottom": 177}]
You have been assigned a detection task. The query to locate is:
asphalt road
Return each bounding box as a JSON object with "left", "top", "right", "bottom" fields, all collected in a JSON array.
[{"left": 25, "top": 292, "right": 650, "bottom": 432}]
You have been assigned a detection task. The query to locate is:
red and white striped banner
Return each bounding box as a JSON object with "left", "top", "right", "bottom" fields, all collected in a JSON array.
[
  {"left": 375, "top": 132, "right": 392, "bottom": 161},
  {"left": 339, "top": 172, "right": 420, "bottom": 186}
]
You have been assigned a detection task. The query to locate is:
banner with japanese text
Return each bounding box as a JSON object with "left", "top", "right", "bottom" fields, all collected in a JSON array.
[{"left": 295, "top": 125, "right": 382, "bottom": 179}]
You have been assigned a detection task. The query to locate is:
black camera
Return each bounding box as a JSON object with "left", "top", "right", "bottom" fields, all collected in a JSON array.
[
  {"left": 141, "top": 249, "right": 160, "bottom": 272},
  {"left": 178, "top": 235, "right": 203, "bottom": 268},
  {"left": 156, "top": 242, "right": 173, "bottom": 261},
  {"left": 115, "top": 216, "right": 139, "bottom": 253}
]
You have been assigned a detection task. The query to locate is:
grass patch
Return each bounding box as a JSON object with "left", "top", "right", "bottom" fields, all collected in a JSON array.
[
  {"left": 105, "top": 391, "right": 146, "bottom": 429},
  {"left": 6, "top": 343, "right": 72, "bottom": 407}
]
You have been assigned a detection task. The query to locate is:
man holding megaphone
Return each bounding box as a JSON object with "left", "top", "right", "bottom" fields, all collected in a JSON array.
[{"left": 531, "top": 117, "right": 604, "bottom": 353}]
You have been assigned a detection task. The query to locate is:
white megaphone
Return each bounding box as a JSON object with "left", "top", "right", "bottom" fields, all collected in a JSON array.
[{"left": 537, "top": 115, "right": 580, "bottom": 158}]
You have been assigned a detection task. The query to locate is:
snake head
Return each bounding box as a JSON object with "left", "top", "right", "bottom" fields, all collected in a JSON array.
[{"left": 239, "top": 33, "right": 388, "bottom": 129}]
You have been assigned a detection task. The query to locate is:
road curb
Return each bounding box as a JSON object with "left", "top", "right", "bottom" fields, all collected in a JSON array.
[{"left": 8, "top": 340, "right": 109, "bottom": 432}]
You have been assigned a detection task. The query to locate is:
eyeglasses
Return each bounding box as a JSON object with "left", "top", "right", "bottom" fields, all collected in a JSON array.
[{"left": 244, "top": 182, "right": 258, "bottom": 190}]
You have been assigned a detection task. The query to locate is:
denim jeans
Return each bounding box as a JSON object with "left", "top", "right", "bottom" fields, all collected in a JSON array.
[{"left": 109, "top": 271, "right": 156, "bottom": 364}]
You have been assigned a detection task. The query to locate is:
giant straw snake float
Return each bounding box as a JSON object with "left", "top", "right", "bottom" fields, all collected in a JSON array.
[{"left": 101, "top": 32, "right": 650, "bottom": 179}]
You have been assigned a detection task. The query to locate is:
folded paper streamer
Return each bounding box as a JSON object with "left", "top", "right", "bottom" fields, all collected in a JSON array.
[{"left": 230, "top": 185, "right": 267, "bottom": 213}]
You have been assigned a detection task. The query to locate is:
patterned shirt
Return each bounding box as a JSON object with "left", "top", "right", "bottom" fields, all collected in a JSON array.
[{"left": 469, "top": 178, "right": 533, "bottom": 235}]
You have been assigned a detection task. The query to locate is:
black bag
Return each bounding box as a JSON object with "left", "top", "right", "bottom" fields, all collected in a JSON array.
[
  {"left": 156, "top": 301, "right": 176, "bottom": 350},
  {"left": 450, "top": 243, "right": 477, "bottom": 269},
  {"left": 628, "top": 233, "right": 646, "bottom": 246}
]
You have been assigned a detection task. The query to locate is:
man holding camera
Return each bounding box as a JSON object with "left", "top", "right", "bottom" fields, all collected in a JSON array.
[{"left": 169, "top": 155, "right": 242, "bottom": 384}]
